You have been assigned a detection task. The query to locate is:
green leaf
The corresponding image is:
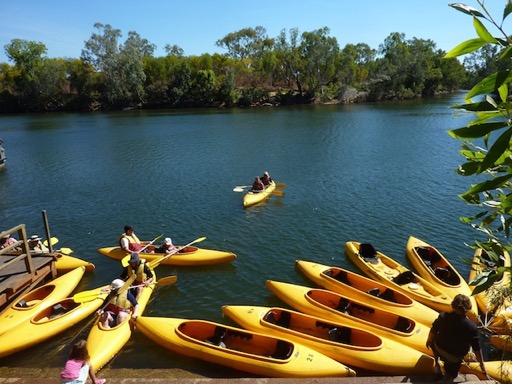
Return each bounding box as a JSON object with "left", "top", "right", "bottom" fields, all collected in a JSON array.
[
  {"left": 504, "top": 0, "right": 512, "bottom": 21},
  {"left": 444, "top": 38, "right": 487, "bottom": 58},
  {"left": 449, "top": 3, "right": 486, "bottom": 18},
  {"left": 457, "top": 162, "right": 480, "bottom": 176},
  {"left": 473, "top": 18, "right": 498, "bottom": 43},
  {"left": 498, "top": 83, "right": 509, "bottom": 102},
  {"left": 479, "top": 127, "right": 512, "bottom": 171},
  {"left": 448, "top": 122, "right": 507, "bottom": 139},
  {"left": 499, "top": 46, "right": 512, "bottom": 61},
  {"left": 460, "top": 174, "right": 512, "bottom": 198},
  {"left": 453, "top": 101, "right": 501, "bottom": 112},
  {"left": 466, "top": 70, "right": 512, "bottom": 100}
]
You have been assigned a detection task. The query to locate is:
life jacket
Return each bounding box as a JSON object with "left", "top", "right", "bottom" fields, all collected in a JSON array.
[
  {"left": 105, "top": 291, "right": 130, "bottom": 314},
  {"left": 119, "top": 233, "right": 142, "bottom": 248},
  {"left": 127, "top": 260, "right": 147, "bottom": 284}
]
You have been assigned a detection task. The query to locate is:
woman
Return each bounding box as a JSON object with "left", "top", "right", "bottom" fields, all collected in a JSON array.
[
  {"left": 426, "top": 294, "right": 488, "bottom": 382},
  {"left": 60, "top": 339, "right": 105, "bottom": 384}
]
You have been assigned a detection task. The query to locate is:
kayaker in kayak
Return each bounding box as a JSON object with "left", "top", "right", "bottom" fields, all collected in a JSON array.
[
  {"left": 98, "top": 279, "right": 140, "bottom": 329},
  {"left": 119, "top": 252, "right": 154, "bottom": 299},
  {"left": 119, "top": 225, "right": 152, "bottom": 253},
  {"left": 60, "top": 339, "right": 106, "bottom": 384},
  {"left": 156, "top": 237, "right": 178, "bottom": 254},
  {"left": 251, "top": 176, "right": 265, "bottom": 192},
  {"left": 261, "top": 171, "right": 273, "bottom": 186}
]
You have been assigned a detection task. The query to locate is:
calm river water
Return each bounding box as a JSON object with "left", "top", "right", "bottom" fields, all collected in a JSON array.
[{"left": 0, "top": 93, "right": 481, "bottom": 375}]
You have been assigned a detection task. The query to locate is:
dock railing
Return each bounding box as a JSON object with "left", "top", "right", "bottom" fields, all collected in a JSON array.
[{"left": 0, "top": 224, "right": 34, "bottom": 275}]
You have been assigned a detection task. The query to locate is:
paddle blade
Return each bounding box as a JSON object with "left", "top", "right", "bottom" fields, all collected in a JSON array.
[
  {"left": 190, "top": 236, "right": 207, "bottom": 245},
  {"left": 59, "top": 247, "right": 74, "bottom": 255},
  {"left": 275, "top": 183, "right": 286, "bottom": 188},
  {"left": 73, "top": 289, "right": 108, "bottom": 303},
  {"left": 43, "top": 237, "right": 59, "bottom": 247},
  {"left": 121, "top": 255, "right": 130, "bottom": 267},
  {"left": 272, "top": 190, "right": 285, "bottom": 196},
  {"left": 233, "top": 187, "right": 245, "bottom": 192},
  {"left": 156, "top": 275, "right": 178, "bottom": 286}
]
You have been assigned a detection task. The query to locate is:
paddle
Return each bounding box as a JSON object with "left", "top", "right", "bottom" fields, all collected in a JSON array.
[
  {"left": 148, "top": 236, "right": 207, "bottom": 269},
  {"left": 73, "top": 275, "right": 178, "bottom": 303},
  {"left": 43, "top": 237, "right": 59, "bottom": 247},
  {"left": 120, "top": 234, "right": 164, "bottom": 266},
  {"left": 234, "top": 183, "right": 286, "bottom": 193}
]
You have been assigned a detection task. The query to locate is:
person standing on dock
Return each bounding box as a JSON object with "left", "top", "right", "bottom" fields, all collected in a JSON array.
[{"left": 426, "top": 294, "right": 488, "bottom": 382}]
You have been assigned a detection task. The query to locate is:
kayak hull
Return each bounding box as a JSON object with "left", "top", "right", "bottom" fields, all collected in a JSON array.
[
  {"left": 345, "top": 241, "right": 453, "bottom": 314},
  {"left": 265, "top": 279, "right": 431, "bottom": 355},
  {"left": 86, "top": 270, "right": 156, "bottom": 371},
  {"left": 295, "top": 259, "right": 439, "bottom": 327},
  {"left": 222, "top": 305, "right": 435, "bottom": 375},
  {"left": 243, "top": 181, "right": 276, "bottom": 208},
  {"left": 0, "top": 267, "right": 85, "bottom": 336},
  {"left": 137, "top": 316, "right": 356, "bottom": 378},
  {"left": 98, "top": 246, "right": 236, "bottom": 266}
]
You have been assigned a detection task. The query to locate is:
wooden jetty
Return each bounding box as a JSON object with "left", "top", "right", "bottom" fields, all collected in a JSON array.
[{"left": 0, "top": 224, "right": 56, "bottom": 312}]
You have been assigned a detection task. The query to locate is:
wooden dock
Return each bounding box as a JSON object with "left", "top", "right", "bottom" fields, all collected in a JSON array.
[{"left": 0, "top": 224, "right": 56, "bottom": 311}]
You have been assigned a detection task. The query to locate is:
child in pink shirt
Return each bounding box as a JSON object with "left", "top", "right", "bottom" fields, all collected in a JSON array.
[{"left": 60, "top": 340, "right": 105, "bottom": 384}]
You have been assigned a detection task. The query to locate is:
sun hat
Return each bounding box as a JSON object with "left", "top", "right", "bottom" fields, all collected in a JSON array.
[
  {"left": 30, "top": 234, "right": 42, "bottom": 241},
  {"left": 164, "top": 238, "right": 173, "bottom": 245},
  {"left": 111, "top": 279, "right": 125, "bottom": 290},
  {"left": 129, "top": 252, "right": 140, "bottom": 263}
]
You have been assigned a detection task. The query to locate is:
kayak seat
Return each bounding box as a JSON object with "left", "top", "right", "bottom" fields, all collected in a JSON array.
[
  {"left": 206, "top": 326, "right": 227, "bottom": 347},
  {"left": 434, "top": 267, "right": 460, "bottom": 285},
  {"left": 351, "top": 302, "right": 375, "bottom": 314},
  {"left": 378, "top": 288, "right": 395, "bottom": 302},
  {"left": 392, "top": 271, "right": 416, "bottom": 285},
  {"left": 328, "top": 327, "right": 352, "bottom": 344},
  {"left": 359, "top": 243, "right": 379, "bottom": 264},
  {"left": 324, "top": 269, "right": 351, "bottom": 285},
  {"left": 367, "top": 288, "right": 380, "bottom": 296},
  {"left": 271, "top": 340, "right": 293, "bottom": 360},
  {"left": 337, "top": 298, "right": 351, "bottom": 314},
  {"left": 264, "top": 310, "right": 291, "bottom": 328},
  {"left": 15, "top": 299, "right": 29, "bottom": 308},
  {"left": 394, "top": 316, "right": 413, "bottom": 332},
  {"left": 49, "top": 303, "right": 67, "bottom": 319},
  {"left": 417, "top": 247, "right": 441, "bottom": 267}
]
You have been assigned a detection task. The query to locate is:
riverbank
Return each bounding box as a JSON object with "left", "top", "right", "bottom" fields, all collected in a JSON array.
[{"left": 0, "top": 368, "right": 493, "bottom": 384}]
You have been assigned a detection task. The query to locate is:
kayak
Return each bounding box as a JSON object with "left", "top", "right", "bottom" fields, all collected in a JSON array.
[
  {"left": 469, "top": 247, "right": 511, "bottom": 316},
  {"left": 136, "top": 316, "right": 356, "bottom": 378},
  {"left": 243, "top": 181, "right": 276, "bottom": 208},
  {"left": 265, "top": 279, "right": 431, "bottom": 355},
  {"left": 345, "top": 241, "right": 453, "bottom": 314},
  {"left": 0, "top": 286, "right": 108, "bottom": 358},
  {"left": 489, "top": 334, "right": 512, "bottom": 353},
  {"left": 54, "top": 253, "right": 95, "bottom": 273},
  {"left": 295, "top": 260, "right": 439, "bottom": 327},
  {"left": 461, "top": 360, "right": 512, "bottom": 383},
  {"left": 0, "top": 266, "right": 85, "bottom": 336},
  {"left": 221, "top": 305, "right": 436, "bottom": 375},
  {"left": 97, "top": 245, "right": 236, "bottom": 266},
  {"left": 405, "top": 236, "right": 477, "bottom": 317},
  {"left": 86, "top": 269, "right": 157, "bottom": 371}
]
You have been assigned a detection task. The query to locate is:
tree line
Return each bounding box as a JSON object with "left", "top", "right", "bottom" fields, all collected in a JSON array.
[{"left": 0, "top": 23, "right": 489, "bottom": 113}]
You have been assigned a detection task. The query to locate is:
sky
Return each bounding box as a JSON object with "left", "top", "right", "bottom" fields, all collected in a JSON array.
[{"left": 0, "top": 1, "right": 505, "bottom": 63}]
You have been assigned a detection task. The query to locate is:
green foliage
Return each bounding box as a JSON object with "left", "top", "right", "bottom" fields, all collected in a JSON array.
[
  {"left": 447, "top": 1, "right": 512, "bottom": 294},
  {"left": 0, "top": 20, "right": 467, "bottom": 111}
]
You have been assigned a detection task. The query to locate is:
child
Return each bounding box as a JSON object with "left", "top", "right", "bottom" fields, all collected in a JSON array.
[{"left": 60, "top": 339, "right": 105, "bottom": 384}]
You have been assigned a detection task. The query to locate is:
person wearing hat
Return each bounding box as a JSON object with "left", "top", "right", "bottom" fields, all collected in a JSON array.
[
  {"left": 98, "top": 279, "right": 139, "bottom": 329},
  {"left": 0, "top": 233, "right": 18, "bottom": 250},
  {"left": 426, "top": 294, "right": 489, "bottom": 382},
  {"left": 156, "top": 237, "right": 178, "bottom": 254},
  {"left": 260, "top": 171, "right": 273, "bottom": 186},
  {"left": 119, "top": 252, "right": 153, "bottom": 299},
  {"left": 251, "top": 176, "right": 264, "bottom": 192},
  {"left": 28, "top": 234, "right": 49, "bottom": 253}
]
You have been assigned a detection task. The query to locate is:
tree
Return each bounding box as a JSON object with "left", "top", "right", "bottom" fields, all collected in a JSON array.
[
  {"left": 445, "top": 2, "right": 512, "bottom": 314},
  {"left": 215, "top": 26, "right": 273, "bottom": 62}
]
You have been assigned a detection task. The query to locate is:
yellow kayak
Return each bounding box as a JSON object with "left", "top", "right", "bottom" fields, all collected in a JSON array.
[
  {"left": 54, "top": 253, "right": 95, "bottom": 273},
  {"left": 86, "top": 269, "right": 156, "bottom": 371},
  {"left": 265, "top": 279, "right": 431, "bottom": 355},
  {"left": 98, "top": 245, "right": 236, "bottom": 266},
  {"left": 405, "top": 236, "right": 477, "bottom": 319},
  {"left": 243, "top": 181, "right": 276, "bottom": 208},
  {"left": 137, "top": 316, "right": 356, "bottom": 378},
  {"left": 345, "top": 241, "right": 453, "bottom": 314},
  {"left": 296, "top": 260, "right": 439, "bottom": 327},
  {"left": 0, "top": 286, "right": 108, "bottom": 358},
  {"left": 221, "top": 305, "right": 435, "bottom": 375},
  {"left": 0, "top": 266, "right": 85, "bottom": 336},
  {"left": 461, "top": 360, "right": 512, "bottom": 383}
]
